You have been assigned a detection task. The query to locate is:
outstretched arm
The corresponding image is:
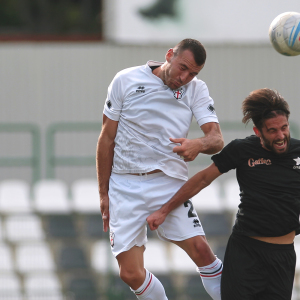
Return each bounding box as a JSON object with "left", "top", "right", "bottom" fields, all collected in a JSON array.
[
  {"left": 96, "top": 114, "right": 118, "bottom": 232},
  {"left": 171, "top": 122, "right": 224, "bottom": 161},
  {"left": 146, "top": 163, "right": 222, "bottom": 230}
]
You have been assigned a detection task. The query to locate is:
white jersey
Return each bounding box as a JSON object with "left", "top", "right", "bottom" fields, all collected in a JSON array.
[{"left": 103, "top": 61, "right": 219, "bottom": 181}]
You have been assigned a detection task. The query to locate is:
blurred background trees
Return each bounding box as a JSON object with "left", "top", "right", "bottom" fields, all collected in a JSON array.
[{"left": 0, "top": 0, "right": 102, "bottom": 39}]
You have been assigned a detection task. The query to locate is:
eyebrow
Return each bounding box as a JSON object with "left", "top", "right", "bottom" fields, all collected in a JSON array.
[
  {"left": 266, "top": 123, "right": 288, "bottom": 131},
  {"left": 180, "top": 63, "right": 199, "bottom": 76}
]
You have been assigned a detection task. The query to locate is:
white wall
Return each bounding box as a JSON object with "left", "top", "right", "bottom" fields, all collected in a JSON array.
[
  {"left": 1, "top": 41, "right": 299, "bottom": 184},
  {"left": 104, "top": 0, "right": 300, "bottom": 43}
]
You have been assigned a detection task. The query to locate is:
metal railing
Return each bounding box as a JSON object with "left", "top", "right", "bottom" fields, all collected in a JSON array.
[
  {"left": 0, "top": 123, "right": 41, "bottom": 183},
  {"left": 46, "top": 122, "right": 102, "bottom": 178},
  {"left": 1, "top": 120, "right": 298, "bottom": 182}
]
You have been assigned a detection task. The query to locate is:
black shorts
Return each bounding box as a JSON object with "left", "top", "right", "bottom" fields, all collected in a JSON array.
[{"left": 221, "top": 233, "right": 296, "bottom": 300}]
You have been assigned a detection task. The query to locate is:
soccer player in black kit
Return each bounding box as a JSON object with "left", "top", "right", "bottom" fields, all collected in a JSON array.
[{"left": 146, "top": 88, "right": 300, "bottom": 300}]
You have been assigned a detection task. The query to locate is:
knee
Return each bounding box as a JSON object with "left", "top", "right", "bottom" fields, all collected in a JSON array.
[
  {"left": 189, "top": 238, "right": 215, "bottom": 263},
  {"left": 119, "top": 268, "right": 145, "bottom": 288}
]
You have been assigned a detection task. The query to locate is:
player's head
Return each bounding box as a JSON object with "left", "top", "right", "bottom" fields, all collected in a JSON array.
[
  {"left": 173, "top": 39, "right": 206, "bottom": 67},
  {"left": 160, "top": 39, "right": 205, "bottom": 90},
  {"left": 242, "top": 88, "right": 290, "bottom": 154}
]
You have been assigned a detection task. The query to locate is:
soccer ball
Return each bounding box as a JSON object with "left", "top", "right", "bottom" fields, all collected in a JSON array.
[{"left": 269, "top": 12, "right": 300, "bottom": 56}]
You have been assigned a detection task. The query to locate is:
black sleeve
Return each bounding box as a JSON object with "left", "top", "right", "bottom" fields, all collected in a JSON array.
[{"left": 211, "top": 139, "right": 241, "bottom": 173}]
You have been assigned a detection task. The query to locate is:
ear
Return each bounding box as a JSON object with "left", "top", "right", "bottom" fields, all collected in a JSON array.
[
  {"left": 253, "top": 127, "right": 261, "bottom": 137},
  {"left": 166, "top": 48, "right": 174, "bottom": 62}
]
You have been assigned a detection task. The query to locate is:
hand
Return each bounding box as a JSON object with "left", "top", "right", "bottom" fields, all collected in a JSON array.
[
  {"left": 100, "top": 195, "right": 110, "bottom": 232},
  {"left": 146, "top": 210, "right": 167, "bottom": 231},
  {"left": 170, "top": 137, "right": 200, "bottom": 162}
]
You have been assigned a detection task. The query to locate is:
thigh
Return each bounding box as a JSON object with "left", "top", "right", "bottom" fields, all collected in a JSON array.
[
  {"left": 116, "top": 245, "right": 146, "bottom": 290},
  {"left": 109, "top": 173, "right": 148, "bottom": 257},
  {"left": 116, "top": 245, "right": 145, "bottom": 272},
  {"left": 148, "top": 175, "right": 205, "bottom": 242},
  {"left": 172, "top": 235, "right": 215, "bottom": 266},
  {"left": 260, "top": 246, "right": 296, "bottom": 300},
  {"left": 221, "top": 235, "right": 267, "bottom": 300}
]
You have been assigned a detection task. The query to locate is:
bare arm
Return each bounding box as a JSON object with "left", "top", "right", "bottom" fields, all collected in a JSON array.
[
  {"left": 146, "top": 163, "right": 222, "bottom": 230},
  {"left": 171, "top": 122, "right": 224, "bottom": 161},
  {"left": 96, "top": 114, "right": 118, "bottom": 232}
]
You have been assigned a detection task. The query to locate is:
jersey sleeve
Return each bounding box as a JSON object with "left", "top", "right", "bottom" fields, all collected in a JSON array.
[
  {"left": 211, "top": 139, "right": 241, "bottom": 173},
  {"left": 191, "top": 81, "right": 219, "bottom": 127},
  {"left": 103, "top": 73, "right": 124, "bottom": 121}
]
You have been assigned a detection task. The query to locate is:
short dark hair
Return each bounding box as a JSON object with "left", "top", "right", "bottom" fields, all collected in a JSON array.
[
  {"left": 173, "top": 38, "right": 206, "bottom": 66},
  {"left": 242, "top": 88, "right": 290, "bottom": 130}
]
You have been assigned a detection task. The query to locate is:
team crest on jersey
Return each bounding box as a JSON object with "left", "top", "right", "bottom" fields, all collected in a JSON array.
[
  {"left": 173, "top": 88, "right": 184, "bottom": 100},
  {"left": 110, "top": 231, "right": 115, "bottom": 247}
]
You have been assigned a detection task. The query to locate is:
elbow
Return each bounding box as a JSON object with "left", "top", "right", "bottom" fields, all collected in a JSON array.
[
  {"left": 210, "top": 134, "right": 224, "bottom": 154},
  {"left": 217, "top": 136, "right": 225, "bottom": 152}
]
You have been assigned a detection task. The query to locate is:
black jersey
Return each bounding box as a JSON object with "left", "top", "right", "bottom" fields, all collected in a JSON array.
[{"left": 211, "top": 135, "right": 300, "bottom": 237}]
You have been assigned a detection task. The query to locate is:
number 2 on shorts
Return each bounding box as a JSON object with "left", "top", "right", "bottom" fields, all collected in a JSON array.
[{"left": 184, "top": 200, "right": 197, "bottom": 218}]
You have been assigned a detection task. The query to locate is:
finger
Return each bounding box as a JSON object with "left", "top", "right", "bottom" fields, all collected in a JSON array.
[
  {"left": 102, "top": 215, "right": 109, "bottom": 232},
  {"left": 146, "top": 217, "right": 152, "bottom": 228},
  {"left": 169, "top": 137, "right": 185, "bottom": 144},
  {"left": 172, "top": 143, "right": 186, "bottom": 154},
  {"left": 149, "top": 222, "right": 157, "bottom": 231},
  {"left": 103, "top": 220, "right": 109, "bottom": 232},
  {"left": 147, "top": 218, "right": 155, "bottom": 231},
  {"left": 152, "top": 224, "right": 158, "bottom": 230},
  {"left": 173, "top": 146, "right": 183, "bottom": 154},
  {"left": 148, "top": 219, "right": 159, "bottom": 231}
]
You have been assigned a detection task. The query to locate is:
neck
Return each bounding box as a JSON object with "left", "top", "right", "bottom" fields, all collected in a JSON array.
[{"left": 152, "top": 65, "right": 162, "bottom": 77}]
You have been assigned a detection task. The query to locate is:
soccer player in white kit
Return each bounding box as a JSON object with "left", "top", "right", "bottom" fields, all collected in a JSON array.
[{"left": 96, "top": 39, "right": 224, "bottom": 300}]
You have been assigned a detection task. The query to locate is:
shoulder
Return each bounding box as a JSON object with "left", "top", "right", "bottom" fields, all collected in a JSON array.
[
  {"left": 109, "top": 65, "right": 147, "bottom": 90},
  {"left": 115, "top": 65, "right": 145, "bottom": 79},
  {"left": 223, "top": 135, "right": 259, "bottom": 152},
  {"left": 187, "top": 77, "right": 208, "bottom": 91},
  {"left": 288, "top": 138, "right": 300, "bottom": 153},
  {"left": 228, "top": 135, "right": 257, "bottom": 146},
  {"left": 290, "top": 138, "right": 300, "bottom": 146},
  {"left": 239, "top": 135, "right": 260, "bottom": 146},
  {"left": 185, "top": 77, "right": 211, "bottom": 103}
]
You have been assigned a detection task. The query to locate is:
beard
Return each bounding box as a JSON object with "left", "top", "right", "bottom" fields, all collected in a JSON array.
[{"left": 261, "top": 132, "right": 290, "bottom": 155}]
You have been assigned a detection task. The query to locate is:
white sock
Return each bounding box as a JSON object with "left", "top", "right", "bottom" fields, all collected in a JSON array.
[
  {"left": 197, "top": 257, "right": 222, "bottom": 300},
  {"left": 131, "top": 269, "right": 168, "bottom": 300}
]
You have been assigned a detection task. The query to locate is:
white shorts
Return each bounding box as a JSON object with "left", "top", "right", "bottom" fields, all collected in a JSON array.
[{"left": 108, "top": 172, "right": 205, "bottom": 257}]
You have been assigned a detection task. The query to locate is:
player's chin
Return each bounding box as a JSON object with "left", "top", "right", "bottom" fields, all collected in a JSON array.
[
  {"left": 272, "top": 144, "right": 288, "bottom": 154},
  {"left": 169, "top": 81, "right": 181, "bottom": 90},
  {"left": 273, "top": 138, "right": 290, "bottom": 154}
]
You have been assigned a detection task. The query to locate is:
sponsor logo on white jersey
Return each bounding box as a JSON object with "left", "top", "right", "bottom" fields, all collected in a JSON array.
[{"left": 136, "top": 86, "right": 145, "bottom": 93}]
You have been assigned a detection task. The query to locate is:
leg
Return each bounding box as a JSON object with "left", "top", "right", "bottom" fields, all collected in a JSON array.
[
  {"left": 221, "top": 234, "right": 267, "bottom": 300},
  {"left": 109, "top": 173, "right": 171, "bottom": 299},
  {"left": 172, "top": 236, "right": 222, "bottom": 300},
  {"left": 172, "top": 235, "right": 215, "bottom": 266},
  {"left": 152, "top": 176, "right": 222, "bottom": 300},
  {"left": 258, "top": 242, "right": 296, "bottom": 300},
  {"left": 116, "top": 245, "right": 145, "bottom": 289},
  {"left": 116, "top": 245, "right": 168, "bottom": 300}
]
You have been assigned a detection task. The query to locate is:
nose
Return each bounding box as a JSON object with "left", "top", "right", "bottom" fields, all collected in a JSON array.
[
  {"left": 180, "top": 71, "right": 189, "bottom": 83},
  {"left": 277, "top": 130, "right": 285, "bottom": 140}
]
